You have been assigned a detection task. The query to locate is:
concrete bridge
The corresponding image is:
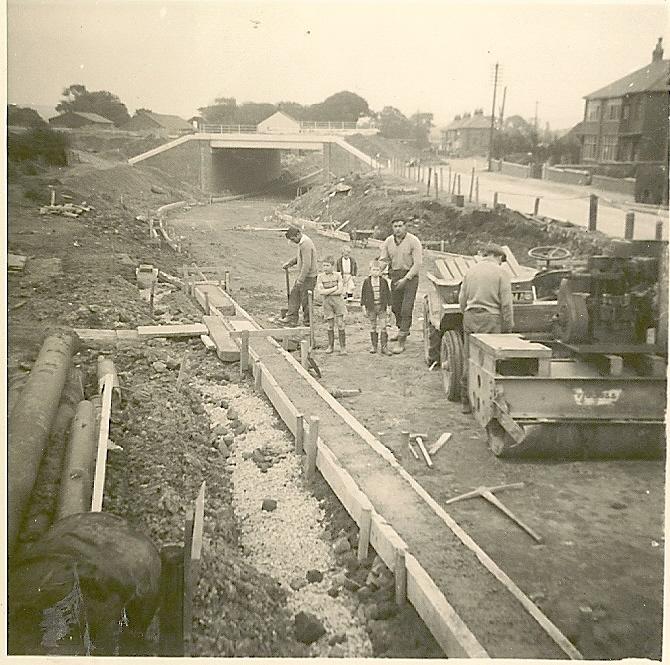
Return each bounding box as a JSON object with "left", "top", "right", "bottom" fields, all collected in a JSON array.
[{"left": 128, "top": 132, "right": 382, "bottom": 194}]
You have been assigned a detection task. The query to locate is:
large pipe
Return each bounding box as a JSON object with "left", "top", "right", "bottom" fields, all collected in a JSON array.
[
  {"left": 8, "top": 330, "right": 78, "bottom": 555},
  {"left": 56, "top": 400, "right": 97, "bottom": 520}
]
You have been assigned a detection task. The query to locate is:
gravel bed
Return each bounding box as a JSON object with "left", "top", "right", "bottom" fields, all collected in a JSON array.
[{"left": 203, "top": 381, "right": 373, "bottom": 657}]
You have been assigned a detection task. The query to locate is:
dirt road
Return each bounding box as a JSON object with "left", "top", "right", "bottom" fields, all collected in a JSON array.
[
  {"left": 173, "top": 197, "right": 664, "bottom": 659},
  {"left": 426, "top": 157, "right": 667, "bottom": 241}
]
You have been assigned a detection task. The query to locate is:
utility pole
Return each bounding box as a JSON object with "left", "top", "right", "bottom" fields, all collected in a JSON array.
[
  {"left": 534, "top": 100, "right": 539, "bottom": 130},
  {"left": 499, "top": 86, "right": 507, "bottom": 128},
  {"left": 487, "top": 62, "right": 499, "bottom": 172}
]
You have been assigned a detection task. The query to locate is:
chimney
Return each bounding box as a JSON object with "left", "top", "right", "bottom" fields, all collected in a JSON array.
[{"left": 652, "top": 37, "right": 663, "bottom": 63}]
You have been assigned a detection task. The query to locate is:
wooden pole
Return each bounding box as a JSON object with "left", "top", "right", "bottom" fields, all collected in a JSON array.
[
  {"left": 439, "top": 167, "right": 444, "bottom": 191},
  {"left": 159, "top": 544, "right": 185, "bottom": 657},
  {"left": 91, "top": 374, "right": 113, "bottom": 512},
  {"left": 475, "top": 177, "right": 480, "bottom": 205},
  {"left": 224, "top": 270, "right": 231, "bottom": 293},
  {"left": 426, "top": 167, "right": 432, "bottom": 196},
  {"left": 448, "top": 166, "right": 452, "bottom": 193},
  {"left": 493, "top": 192, "right": 499, "bottom": 207},
  {"left": 300, "top": 339, "right": 310, "bottom": 369},
  {"left": 656, "top": 220, "right": 664, "bottom": 240},
  {"left": 533, "top": 197, "right": 540, "bottom": 216},
  {"left": 255, "top": 361, "right": 263, "bottom": 391},
  {"left": 468, "top": 167, "right": 475, "bottom": 202},
  {"left": 394, "top": 546, "right": 407, "bottom": 606},
  {"left": 588, "top": 194, "right": 598, "bottom": 231},
  {"left": 440, "top": 240, "right": 445, "bottom": 253},
  {"left": 357, "top": 506, "right": 372, "bottom": 563},
  {"left": 295, "top": 413, "right": 305, "bottom": 454},
  {"left": 457, "top": 174, "right": 462, "bottom": 195},
  {"left": 308, "top": 290, "right": 315, "bottom": 349},
  {"left": 304, "top": 415, "right": 319, "bottom": 481},
  {"left": 204, "top": 291, "right": 210, "bottom": 315},
  {"left": 239, "top": 331, "right": 249, "bottom": 375},
  {"left": 624, "top": 211, "right": 635, "bottom": 240},
  {"left": 434, "top": 170, "right": 439, "bottom": 199}
]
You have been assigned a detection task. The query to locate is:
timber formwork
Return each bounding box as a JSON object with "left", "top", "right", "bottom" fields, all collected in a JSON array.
[{"left": 196, "top": 282, "right": 582, "bottom": 659}]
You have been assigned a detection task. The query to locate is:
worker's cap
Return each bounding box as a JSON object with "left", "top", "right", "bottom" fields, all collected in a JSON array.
[
  {"left": 285, "top": 225, "right": 301, "bottom": 239},
  {"left": 481, "top": 243, "right": 507, "bottom": 260}
]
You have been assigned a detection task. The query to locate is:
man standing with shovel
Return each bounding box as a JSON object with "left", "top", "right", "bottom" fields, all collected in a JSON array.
[{"left": 279, "top": 226, "right": 319, "bottom": 326}]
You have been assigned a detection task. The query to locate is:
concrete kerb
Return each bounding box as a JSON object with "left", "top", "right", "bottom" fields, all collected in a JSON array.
[{"left": 193, "top": 282, "right": 582, "bottom": 659}]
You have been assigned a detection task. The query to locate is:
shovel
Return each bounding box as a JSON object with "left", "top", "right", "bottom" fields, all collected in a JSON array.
[{"left": 281, "top": 267, "right": 290, "bottom": 318}]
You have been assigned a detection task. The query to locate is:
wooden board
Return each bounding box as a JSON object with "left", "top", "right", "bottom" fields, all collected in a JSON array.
[
  {"left": 194, "top": 284, "right": 236, "bottom": 315},
  {"left": 91, "top": 374, "right": 113, "bottom": 512},
  {"left": 8, "top": 254, "right": 27, "bottom": 271},
  {"left": 229, "top": 326, "right": 310, "bottom": 340},
  {"left": 470, "top": 333, "right": 553, "bottom": 359},
  {"left": 137, "top": 324, "right": 207, "bottom": 338},
  {"left": 260, "top": 370, "right": 298, "bottom": 433},
  {"left": 203, "top": 316, "right": 239, "bottom": 362}
]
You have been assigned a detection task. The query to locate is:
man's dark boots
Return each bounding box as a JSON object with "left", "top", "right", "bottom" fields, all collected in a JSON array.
[
  {"left": 380, "top": 331, "right": 392, "bottom": 356},
  {"left": 326, "top": 329, "right": 335, "bottom": 354},
  {"left": 392, "top": 332, "right": 407, "bottom": 354},
  {"left": 338, "top": 330, "right": 347, "bottom": 355},
  {"left": 369, "top": 331, "right": 379, "bottom": 353}
]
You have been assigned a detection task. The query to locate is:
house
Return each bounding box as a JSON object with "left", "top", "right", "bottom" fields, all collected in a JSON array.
[
  {"left": 121, "top": 111, "right": 193, "bottom": 138},
  {"left": 188, "top": 116, "right": 204, "bottom": 131},
  {"left": 48, "top": 111, "right": 114, "bottom": 129},
  {"left": 578, "top": 38, "right": 669, "bottom": 164},
  {"left": 257, "top": 111, "right": 300, "bottom": 134},
  {"left": 441, "top": 109, "right": 492, "bottom": 156}
]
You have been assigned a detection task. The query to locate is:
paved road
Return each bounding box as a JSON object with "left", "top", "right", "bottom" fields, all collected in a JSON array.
[{"left": 399, "top": 157, "right": 667, "bottom": 241}]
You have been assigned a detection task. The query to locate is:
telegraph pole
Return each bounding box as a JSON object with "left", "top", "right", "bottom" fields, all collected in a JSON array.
[
  {"left": 499, "top": 86, "right": 507, "bottom": 128},
  {"left": 487, "top": 62, "right": 499, "bottom": 172}
]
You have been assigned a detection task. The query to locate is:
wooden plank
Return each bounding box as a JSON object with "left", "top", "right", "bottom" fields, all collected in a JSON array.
[
  {"left": 357, "top": 506, "right": 372, "bottom": 563},
  {"left": 203, "top": 316, "right": 239, "bottom": 362},
  {"left": 183, "top": 508, "right": 195, "bottom": 652},
  {"left": 304, "top": 416, "right": 319, "bottom": 481},
  {"left": 91, "top": 374, "right": 113, "bottom": 512},
  {"left": 74, "top": 328, "right": 118, "bottom": 342},
  {"left": 194, "top": 284, "right": 236, "bottom": 315},
  {"left": 395, "top": 547, "right": 407, "bottom": 605},
  {"left": 470, "top": 334, "right": 553, "bottom": 359},
  {"left": 224, "top": 319, "right": 258, "bottom": 333},
  {"left": 200, "top": 334, "right": 216, "bottom": 350},
  {"left": 435, "top": 259, "right": 454, "bottom": 280},
  {"left": 295, "top": 414, "right": 304, "bottom": 454},
  {"left": 315, "top": 442, "right": 363, "bottom": 525},
  {"left": 137, "top": 324, "right": 207, "bottom": 338},
  {"left": 240, "top": 332, "right": 250, "bottom": 374},
  {"left": 229, "top": 327, "right": 310, "bottom": 339},
  {"left": 405, "top": 553, "right": 489, "bottom": 658},
  {"left": 191, "top": 481, "right": 206, "bottom": 563},
  {"left": 260, "top": 370, "right": 299, "bottom": 434},
  {"left": 369, "top": 516, "right": 398, "bottom": 571},
  {"left": 8, "top": 254, "right": 27, "bottom": 271},
  {"left": 115, "top": 329, "right": 140, "bottom": 342}
]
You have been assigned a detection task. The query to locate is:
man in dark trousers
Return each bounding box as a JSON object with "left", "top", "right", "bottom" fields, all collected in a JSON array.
[
  {"left": 458, "top": 243, "right": 514, "bottom": 413},
  {"left": 378, "top": 219, "right": 423, "bottom": 353},
  {"left": 280, "top": 226, "right": 318, "bottom": 326}
]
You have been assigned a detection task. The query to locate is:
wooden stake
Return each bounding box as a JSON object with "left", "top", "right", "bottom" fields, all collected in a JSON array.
[
  {"left": 308, "top": 290, "right": 315, "bottom": 349},
  {"left": 357, "top": 506, "right": 372, "bottom": 563},
  {"left": 183, "top": 508, "right": 194, "bottom": 653},
  {"left": 533, "top": 197, "right": 540, "bottom": 216},
  {"left": 468, "top": 167, "right": 475, "bottom": 202},
  {"left": 255, "top": 361, "right": 263, "bottom": 391},
  {"left": 475, "top": 177, "right": 480, "bottom": 205},
  {"left": 394, "top": 546, "right": 407, "bottom": 606},
  {"left": 414, "top": 435, "right": 434, "bottom": 468},
  {"left": 434, "top": 171, "right": 439, "bottom": 199},
  {"left": 300, "top": 339, "right": 310, "bottom": 369},
  {"left": 588, "top": 194, "right": 598, "bottom": 232},
  {"left": 91, "top": 374, "right": 113, "bottom": 512},
  {"left": 304, "top": 415, "right": 319, "bottom": 481},
  {"left": 204, "top": 291, "right": 210, "bottom": 315},
  {"left": 426, "top": 167, "right": 432, "bottom": 196},
  {"left": 439, "top": 167, "right": 444, "bottom": 191},
  {"left": 493, "top": 192, "right": 499, "bottom": 207},
  {"left": 224, "top": 270, "right": 231, "bottom": 293},
  {"left": 159, "top": 544, "right": 185, "bottom": 657},
  {"left": 295, "top": 413, "right": 305, "bottom": 454},
  {"left": 240, "top": 331, "right": 250, "bottom": 375}
]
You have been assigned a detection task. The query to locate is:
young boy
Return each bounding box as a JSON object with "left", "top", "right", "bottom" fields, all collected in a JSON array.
[
  {"left": 360, "top": 259, "right": 392, "bottom": 355},
  {"left": 336, "top": 246, "right": 358, "bottom": 302},
  {"left": 316, "top": 256, "right": 348, "bottom": 354}
]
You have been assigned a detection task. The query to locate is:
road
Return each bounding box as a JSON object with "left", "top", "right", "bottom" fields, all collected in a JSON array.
[{"left": 401, "top": 157, "right": 667, "bottom": 241}]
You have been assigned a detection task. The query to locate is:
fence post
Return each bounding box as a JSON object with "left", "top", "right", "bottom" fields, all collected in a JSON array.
[
  {"left": 533, "top": 197, "right": 540, "bottom": 216},
  {"left": 493, "top": 192, "right": 499, "bottom": 208},
  {"left": 468, "top": 167, "right": 475, "bottom": 202},
  {"left": 440, "top": 167, "right": 444, "bottom": 191},
  {"left": 434, "top": 171, "right": 439, "bottom": 199},
  {"left": 624, "top": 211, "right": 635, "bottom": 240},
  {"left": 426, "top": 167, "right": 432, "bottom": 196},
  {"left": 475, "top": 177, "right": 480, "bottom": 205},
  {"left": 588, "top": 194, "right": 598, "bottom": 232},
  {"left": 656, "top": 220, "right": 664, "bottom": 240}
]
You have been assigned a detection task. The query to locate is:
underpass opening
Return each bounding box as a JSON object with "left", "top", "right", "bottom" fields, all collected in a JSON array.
[{"left": 211, "top": 147, "right": 281, "bottom": 193}]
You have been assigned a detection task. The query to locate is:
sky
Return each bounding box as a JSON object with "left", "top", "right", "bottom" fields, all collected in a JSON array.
[{"left": 6, "top": 0, "right": 669, "bottom": 130}]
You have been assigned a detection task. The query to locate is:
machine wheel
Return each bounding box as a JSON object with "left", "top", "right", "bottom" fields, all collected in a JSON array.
[
  {"left": 440, "top": 330, "right": 463, "bottom": 402},
  {"left": 422, "top": 298, "right": 441, "bottom": 366},
  {"left": 486, "top": 420, "right": 513, "bottom": 457},
  {"left": 557, "top": 278, "right": 589, "bottom": 342}
]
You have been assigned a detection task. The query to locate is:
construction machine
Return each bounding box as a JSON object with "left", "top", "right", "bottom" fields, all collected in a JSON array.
[{"left": 424, "top": 241, "right": 667, "bottom": 458}]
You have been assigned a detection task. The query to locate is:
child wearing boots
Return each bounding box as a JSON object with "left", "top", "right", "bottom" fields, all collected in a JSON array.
[
  {"left": 361, "top": 259, "right": 392, "bottom": 355},
  {"left": 336, "top": 246, "right": 358, "bottom": 302},
  {"left": 316, "top": 256, "right": 348, "bottom": 354}
]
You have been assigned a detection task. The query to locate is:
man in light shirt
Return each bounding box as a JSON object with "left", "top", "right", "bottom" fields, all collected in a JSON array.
[
  {"left": 379, "top": 219, "right": 423, "bottom": 353},
  {"left": 280, "top": 226, "right": 319, "bottom": 326},
  {"left": 458, "top": 244, "right": 514, "bottom": 413}
]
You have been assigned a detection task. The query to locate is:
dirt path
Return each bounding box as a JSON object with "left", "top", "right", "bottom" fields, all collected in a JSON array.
[{"left": 173, "top": 197, "right": 665, "bottom": 660}]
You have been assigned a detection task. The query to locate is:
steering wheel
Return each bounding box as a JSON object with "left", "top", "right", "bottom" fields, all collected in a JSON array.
[{"left": 528, "top": 245, "right": 571, "bottom": 270}]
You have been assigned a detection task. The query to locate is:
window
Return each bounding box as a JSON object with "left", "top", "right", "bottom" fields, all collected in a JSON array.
[
  {"left": 583, "top": 135, "right": 598, "bottom": 159},
  {"left": 606, "top": 99, "right": 622, "bottom": 121},
  {"left": 586, "top": 101, "right": 601, "bottom": 121},
  {"left": 622, "top": 104, "right": 630, "bottom": 120},
  {"left": 600, "top": 135, "right": 618, "bottom": 161}
]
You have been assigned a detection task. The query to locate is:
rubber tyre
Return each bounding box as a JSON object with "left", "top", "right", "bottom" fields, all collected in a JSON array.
[
  {"left": 440, "top": 330, "right": 464, "bottom": 402},
  {"left": 422, "top": 297, "right": 441, "bottom": 366}
]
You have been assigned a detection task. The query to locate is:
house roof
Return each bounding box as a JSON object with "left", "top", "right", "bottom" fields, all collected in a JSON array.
[
  {"left": 50, "top": 111, "right": 114, "bottom": 124},
  {"left": 260, "top": 110, "right": 299, "bottom": 124},
  {"left": 443, "top": 114, "right": 492, "bottom": 131},
  {"left": 585, "top": 59, "right": 670, "bottom": 99},
  {"left": 135, "top": 112, "right": 192, "bottom": 130}
]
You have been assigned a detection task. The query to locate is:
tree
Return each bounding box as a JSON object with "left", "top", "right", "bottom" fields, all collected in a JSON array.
[
  {"left": 198, "top": 97, "right": 237, "bottom": 124},
  {"left": 410, "top": 112, "right": 433, "bottom": 149},
  {"left": 276, "top": 101, "right": 307, "bottom": 120},
  {"left": 134, "top": 108, "right": 153, "bottom": 115},
  {"left": 377, "top": 106, "right": 412, "bottom": 139},
  {"left": 56, "top": 84, "right": 130, "bottom": 127},
  {"left": 8, "top": 105, "right": 46, "bottom": 128},
  {"left": 305, "top": 91, "right": 370, "bottom": 122}
]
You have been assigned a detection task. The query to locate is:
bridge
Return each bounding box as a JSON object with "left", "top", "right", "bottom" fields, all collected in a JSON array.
[{"left": 128, "top": 132, "right": 383, "bottom": 194}]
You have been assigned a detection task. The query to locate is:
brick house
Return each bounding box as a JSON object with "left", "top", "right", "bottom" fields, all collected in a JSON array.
[
  {"left": 441, "top": 109, "right": 492, "bottom": 156},
  {"left": 578, "top": 38, "right": 669, "bottom": 164}
]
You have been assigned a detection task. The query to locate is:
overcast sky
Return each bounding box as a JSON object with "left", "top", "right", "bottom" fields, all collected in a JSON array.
[{"left": 7, "top": 0, "right": 669, "bottom": 129}]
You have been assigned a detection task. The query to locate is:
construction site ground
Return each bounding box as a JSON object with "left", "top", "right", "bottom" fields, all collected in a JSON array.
[
  {"left": 6, "top": 148, "right": 664, "bottom": 658},
  {"left": 171, "top": 196, "right": 665, "bottom": 660}
]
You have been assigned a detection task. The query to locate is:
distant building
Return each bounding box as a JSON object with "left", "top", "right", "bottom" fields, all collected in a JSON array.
[
  {"left": 122, "top": 111, "right": 193, "bottom": 138},
  {"left": 48, "top": 111, "right": 114, "bottom": 129},
  {"left": 578, "top": 38, "right": 669, "bottom": 164},
  {"left": 257, "top": 111, "right": 301, "bottom": 134},
  {"left": 441, "top": 109, "right": 492, "bottom": 156},
  {"left": 188, "top": 116, "right": 204, "bottom": 130}
]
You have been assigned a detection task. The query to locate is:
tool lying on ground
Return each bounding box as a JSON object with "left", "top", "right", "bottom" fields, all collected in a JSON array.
[
  {"left": 410, "top": 433, "right": 433, "bottom": 468},
  {"left": 445, "top": 482, "right": 543, "bottom": 543},
  {"left": 428, "top": 432, "right": 452, "bottom": 455},
  {"left": 306, "top": 355, "right": 321, "bottom": 379},
  {"left": 329, "top": 388, "right": 361, "bottom": 398},
  {"left": 407, "top": 440, "right": 420, "bottom": 459}
]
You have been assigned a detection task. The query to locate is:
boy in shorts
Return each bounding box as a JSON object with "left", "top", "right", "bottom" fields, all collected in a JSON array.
[
  {"left": 360, "top": 259, "right": 392, "bottom": 355},
  {"left": 316, "top": 256, "right": 348, "bottom": 354}
]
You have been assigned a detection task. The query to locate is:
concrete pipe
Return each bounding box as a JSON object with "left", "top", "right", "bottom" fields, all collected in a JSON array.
[{"left": 8, "top": 330, "right": 79, "bottom": 555}]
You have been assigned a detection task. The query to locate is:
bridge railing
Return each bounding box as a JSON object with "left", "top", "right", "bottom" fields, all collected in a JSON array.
[
  {"left": 299, "top": 121, "right": 358, "bottom": 132},
  {"left": 200, "top": 124, "right": 258, "bottom": 133}
]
